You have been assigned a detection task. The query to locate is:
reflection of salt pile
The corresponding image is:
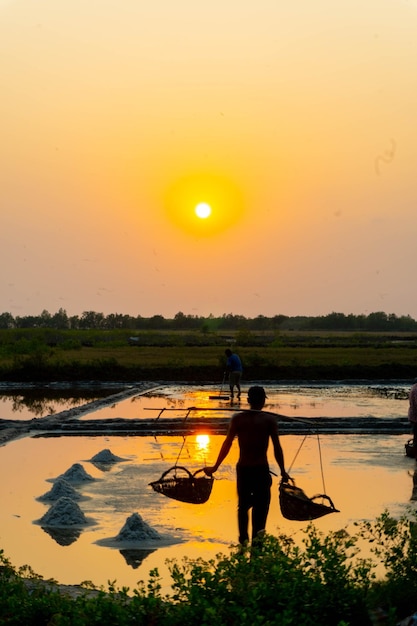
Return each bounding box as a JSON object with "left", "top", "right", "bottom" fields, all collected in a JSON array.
[
  {"left": 115, "top": 513, "right": 161, "bottom": 542},
  {"left": 120, "top": 548, "right": 156, "bottom": 569},
  {"left": 38, "top": 478, "right": 82, "bottom": 502},
  {"left": 42, "top": 526, "right": 81, "bottom": 546},
  {"left": 90, "top": 449, "right": 124, "bottom": 463},
  {"left": 56, "top": 463, "right": 95, "bottom": 483},
  {"left": 39, "top": 497, "right": 88, "bottom": 527}
]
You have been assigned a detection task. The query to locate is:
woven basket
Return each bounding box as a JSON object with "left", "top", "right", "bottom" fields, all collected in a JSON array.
[
  {"left": 279, "top": 478, "right": 339, "bottom": 521},
  {"left": 405, "top": 439, "right": 415, "bottom": 458},
  {"left": 149, "top": 466, "right": 214, "bottom": 504}
]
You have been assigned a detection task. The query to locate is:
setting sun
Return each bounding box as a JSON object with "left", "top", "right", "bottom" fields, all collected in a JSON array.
[
  {"left": 163, "top": 172, "right": 245, "bottom": 237},
  {"left": 195, "top": 203, "right": 211, "bottom": 219}
]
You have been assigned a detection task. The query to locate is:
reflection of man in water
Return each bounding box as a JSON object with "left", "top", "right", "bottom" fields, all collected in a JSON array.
[
  {"left": 204, "top": 386, "right": 290, "bottom": 544},
  {"left": 408, "top": 379, "right": 417, "bottom": 456}
]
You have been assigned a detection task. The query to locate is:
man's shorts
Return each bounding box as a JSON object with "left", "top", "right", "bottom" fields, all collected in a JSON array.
[{"left": 229, "top": 371, "right": 242, "bottom": 386}]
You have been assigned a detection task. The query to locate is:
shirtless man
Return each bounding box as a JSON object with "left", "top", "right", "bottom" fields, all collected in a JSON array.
[{"left": 204, "top": 385, "right": 290, "bottom": 544}]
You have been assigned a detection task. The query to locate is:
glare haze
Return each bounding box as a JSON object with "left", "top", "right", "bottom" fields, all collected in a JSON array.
[{"left": 2, "top": 0, "right": 417, "bottom": 319}]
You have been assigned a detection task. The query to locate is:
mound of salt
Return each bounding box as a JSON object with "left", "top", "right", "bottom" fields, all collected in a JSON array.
[
  {"left": 115, "top": 513, "right": 161, "bottom": 542},
  {"left": 38, "top": 478, "right": 82, "bottom": 502},
  {"left": 39, "top": 497, "right": 88, "bottom": 527},
  {"left": 90, "top": 449, "right": 124, "bottom": 463},
  {"left": 56, "top": 463, "right": 94, "bottom": 483}
]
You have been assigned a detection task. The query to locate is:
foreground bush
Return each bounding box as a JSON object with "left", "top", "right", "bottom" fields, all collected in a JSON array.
[{"left": 1, "top": 511, "right": 417, "bottom": 625}]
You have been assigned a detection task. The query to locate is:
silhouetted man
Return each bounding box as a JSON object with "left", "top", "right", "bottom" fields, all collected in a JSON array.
[{"left": 204, "top": 386, "right": 290, "bottom": 544}]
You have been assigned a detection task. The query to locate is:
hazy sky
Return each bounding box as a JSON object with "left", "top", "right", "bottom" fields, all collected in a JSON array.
[{"left": 2, "top": 0, "right": 417, "bottom": 319}]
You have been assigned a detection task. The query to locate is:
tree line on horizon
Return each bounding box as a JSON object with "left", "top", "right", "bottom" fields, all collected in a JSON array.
[{"left": 1, "top": 308, "right": 417, "bottom": 332}]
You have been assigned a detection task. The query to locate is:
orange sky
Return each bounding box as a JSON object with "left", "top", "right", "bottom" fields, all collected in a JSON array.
[{"left": 1, "top": 0, "right": 417, "bottom": 319}]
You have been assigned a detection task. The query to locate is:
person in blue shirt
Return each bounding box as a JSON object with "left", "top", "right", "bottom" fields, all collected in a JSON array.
[{"left": 225, "top": 348, "right": 243, "bottom": 399}]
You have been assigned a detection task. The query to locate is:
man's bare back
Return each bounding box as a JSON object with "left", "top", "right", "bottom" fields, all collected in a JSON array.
[{"left": 229, "top": 410, "right": 278, "bottom": 466}]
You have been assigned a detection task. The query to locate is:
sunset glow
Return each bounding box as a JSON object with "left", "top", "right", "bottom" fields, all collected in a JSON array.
[
  {"left": 162, "top": 172, "right": 245, "bottom": 238},
  {"left": 2, "top": 1, "right": 417, "bottom": 318}
]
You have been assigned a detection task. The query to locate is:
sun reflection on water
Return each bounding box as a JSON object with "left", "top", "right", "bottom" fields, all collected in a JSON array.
[{"left": 196, "top": 434, "right": 210, "bottom": 450}]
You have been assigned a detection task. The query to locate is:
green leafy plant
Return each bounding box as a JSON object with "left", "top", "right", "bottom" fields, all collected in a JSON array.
[
  {"left": 357, "top": 508, "right": 417, "bottom": 618},
  {"left": 1, "top": 514, "right": 417, "bottom": 625}
]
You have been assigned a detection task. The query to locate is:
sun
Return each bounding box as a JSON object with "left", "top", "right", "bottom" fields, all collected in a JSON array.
[
  {"left": 195, "top": 202, "right": 212, "bottom": 219},
  {"left": 163, "top": 172, "right": 245, "bottom": 237}
]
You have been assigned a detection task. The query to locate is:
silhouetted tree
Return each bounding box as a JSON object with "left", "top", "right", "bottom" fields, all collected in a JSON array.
[
  {"left": 0, "top": 312, "right": 15, "bottom": 329},
  {"left": 1, "top": 309, "right": 417, "bottom": 332},
  {"left": 79, "top": 311, "right": 105, "bottom": 329},
  {"left": 51, "top": 308, "right": 70, "bottom": 329}
]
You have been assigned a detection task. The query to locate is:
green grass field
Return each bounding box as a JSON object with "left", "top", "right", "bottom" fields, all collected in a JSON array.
[{"left": 1, "top": 328, "right": 417, "bottom": 381}]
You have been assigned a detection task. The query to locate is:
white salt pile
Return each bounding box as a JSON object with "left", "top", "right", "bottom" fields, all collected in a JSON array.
[
  {"left": 38, "top": 497, "right": 88, "bottom": 527},
  {"left": 89, "top": 449, "right": 125, "bottom": 463},
  {"left": 115, "top": 512, "right": 161, "bottom": 542},
  {"left": 96, "top": 511, "right": 182, "bottom": 548},
  {"left": 55, "top": 463, "right": 95, "bottom": 483},
  {"left": 38, "top": 478, "right": 82, "bottom": 502}
]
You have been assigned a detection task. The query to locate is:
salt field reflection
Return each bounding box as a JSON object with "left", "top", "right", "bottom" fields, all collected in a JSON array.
[{"left": 0, "top": 382, "right": 416, "bottom": 595}]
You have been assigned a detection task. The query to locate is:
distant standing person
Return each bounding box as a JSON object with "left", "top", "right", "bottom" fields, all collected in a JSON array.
[
  {"left": 225, "top": 348, "right": 242, "bottom": 399},
  {"left": 204, "top": 386, "right": 290, "bottom": 544},
  {"left": 408, "top": 379, "right": 417, "bottom": 456}
]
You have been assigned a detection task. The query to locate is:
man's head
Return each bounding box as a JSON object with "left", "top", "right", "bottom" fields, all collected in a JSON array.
[
  {"left": 247, "top": 386, "right": 267, "bottom": 409},
  {"left": 225, "top": 349, "right": 232, "bottom": 357}
]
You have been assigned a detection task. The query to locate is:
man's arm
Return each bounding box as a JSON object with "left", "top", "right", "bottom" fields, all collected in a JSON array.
[
  {"left": 271, "top": 430, "right": 290, "bottom": 481},
  {"left": 204, "top": 421, "right": 236, "bottom": 475}
]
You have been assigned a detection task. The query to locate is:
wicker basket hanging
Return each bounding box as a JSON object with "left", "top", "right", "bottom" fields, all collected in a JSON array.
[
  {"left": 149, "top": 466, "right": 214, "bottom": 504},
  {"left": 405, "top": 439, "right": 415, "bottom": 458},
  {"left": 279, "top": 478, "right": 339, "bottom": 521}
]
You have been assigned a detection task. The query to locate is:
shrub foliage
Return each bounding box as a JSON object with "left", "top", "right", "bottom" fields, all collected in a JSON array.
[{"left": 1, "top": 511, "right": 417, "bottom": 625}]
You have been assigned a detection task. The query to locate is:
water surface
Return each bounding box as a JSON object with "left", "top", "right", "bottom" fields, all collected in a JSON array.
[{"left": 0, "top": 382, "right": 415, "bottom": 594}]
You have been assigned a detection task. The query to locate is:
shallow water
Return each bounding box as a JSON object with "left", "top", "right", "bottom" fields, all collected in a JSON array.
[
  {"left": 0, "top": 382, "right": 415, "bottom": 594},
  {"left": 0, "top": 388, "right": 117, "bottom": 421},
  {"left": 79, "top": 382, "right": 410, "bottom": 421}
]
